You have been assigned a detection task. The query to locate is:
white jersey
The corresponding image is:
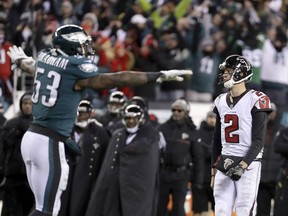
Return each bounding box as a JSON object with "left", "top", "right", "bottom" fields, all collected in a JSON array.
[
  {"left": 214, "top": 90, "right": 270, "bottom": 158},
  {"left": 261, "top": 39, "right": 288, "bottom": 85}
]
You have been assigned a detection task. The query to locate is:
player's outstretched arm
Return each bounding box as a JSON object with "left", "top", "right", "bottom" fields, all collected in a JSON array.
[
  {"left": 75, "top": 70, "right": 193, "bottom": 90},
  {"left": 7, "top": 45, "right": 36, "bottom": 75}
]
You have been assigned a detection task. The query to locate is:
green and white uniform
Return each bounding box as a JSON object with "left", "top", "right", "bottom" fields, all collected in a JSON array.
[{"left": 21, "top": 48, "right": 99, "bottom": 216}]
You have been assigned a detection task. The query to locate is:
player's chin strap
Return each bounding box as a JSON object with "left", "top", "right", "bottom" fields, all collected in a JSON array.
[
  {"left": 224, "top": 74, "right": 253, "bottom": 89},
  {"left": 224, "top": 79, "right": 235, "bottom": 89}
]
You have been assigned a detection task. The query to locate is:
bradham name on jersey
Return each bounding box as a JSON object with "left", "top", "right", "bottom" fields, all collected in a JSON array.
[{"left": 38, "top": 52, "right": 69, "bottom": 69}]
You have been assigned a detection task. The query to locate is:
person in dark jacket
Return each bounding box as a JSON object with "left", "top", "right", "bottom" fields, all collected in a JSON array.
[
  {"left": 86, "top": 104, "right": 160, "bottom": 216},
  {"left": 0, "top": 92, "right": 34, "bottom": 216},
  {"left": 192, "top": 111, "right": 216, "bottom": 216},
  {"left": 0, "top": 102, "right": 6, "bottom": 128},
  {"left": 256, "top": 103, "right": 282, "bottom": 216},
  {"left": 107, "top": 95, "right": 159, "bottom": 134},
  {"left": 68, "top": 100, "right": 110, "bottom": 216},
  {"left": 157, "top": 99, "right": 204, "bottom": 216},
  {"left": 96, "top": 91, "right": 127, "bottom": 130},
  {"left": 0, "top": 102, "right": 7, "bottom": 193},
  {"left": 273, "top": 126, "right": 288, "bottom": 216},
  {"left": 56, "top": 100, "right": 110, "bottom": 216}
]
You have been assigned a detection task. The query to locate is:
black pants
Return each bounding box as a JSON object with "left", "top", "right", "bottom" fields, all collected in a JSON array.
[
  {"left": 273, "top": 171, "right": 288, "bottom": 216},
  {"left": 256, "top": 182, "right": 276, "bottom": 216},
  {"left": 157, "top": 179, "right": 189, "bottom": 216}
]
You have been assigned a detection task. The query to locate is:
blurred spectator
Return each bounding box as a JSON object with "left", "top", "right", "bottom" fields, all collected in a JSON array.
[
  {"left": 0, "top": 92, "right": 34, "bottom": 216},
  {"left": 133, "top": 34, "right": 159, "bottom": 100},
  {"left": 124, "top": 28, "right": 141, "bottom": 56},
  {"left": 86, "top": 104, "right": 160, "bottom": 216},
  {"left": 69, "top": 100, "right": 110, "bottom": 216},
  {"left": 156, "top": 31, "right": 193, "bottom": 100},
  {"left": 0, "top": 102, "right": 6, "bottom": 200},
  {"left": 109, "top": 41, "right": 135, "bottom": 97},
  {"left": 96, "top": 91, "right": 127, "bottom": 133},
  {"left": 256, "top": 103, "right": 282, "bottom": 216},
  {"left": 237, "top": 20, "right": 264, "bottom": 91},
  {"left": 34, "top": 11, "right": 59, "bottom": 52},
  {"left": 192, "top": 110, "right": 216, "bottom": 216},
  {"left": 0, "top": 28, "right": 13, "bottom": 106},
  {"left": 0, "top": 102, "right": 5, "bottom": 128},
  {"left": 81, "top": 12, "right": 98, "bottom": 36},
  {"left": 3, "top": 0, "right": 288, "bottom": 114},
  {"left": 260, "top": 26, "right": 288, "bottom": 127},
  {"left": 97, "top": 35, "right": 114, "bottom": 68},
  {"left": 127, "top": 14, "right": 152, "bottom": 47},
  {"left": 157, "top": 99, "right": 204, "bottom": 216},
  {"left": 98, "top": 38, "right": 135, "bottom": 98},
  {"left": 107, "top": 95, "right": 159, "bottom": 134},
  {"left": 187, "top": 39, "right": 220, "bottom": 102},
  {"left": 1, "top": 0, "right": 23, "bottom": 42},
  {"left": 57, "top": 1, "right": 79, "bottom": 26},
  {"left": 13, "top": 12, "right": 33, "bottom": 56},
  {"left": 142, "top": 0, "right": 191, "bottom": 31},
  {"left": 273, "top": 125, "right": 288, "bottom": 216},
  {"left": 101, "top": 17, "right": 126, "bottom": 43}
]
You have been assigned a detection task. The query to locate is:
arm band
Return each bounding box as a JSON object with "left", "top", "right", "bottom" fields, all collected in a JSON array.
[{"left": 146, "top": 72, "right": 161, "bottom": 83}]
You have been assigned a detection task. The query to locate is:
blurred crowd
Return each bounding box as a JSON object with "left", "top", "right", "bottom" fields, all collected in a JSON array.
[
  {"left": 1, "top": 1, "right": 288, "bottom": 215},
  {"left": 1, "top": 0, "right": 288, "bottom": 113}
]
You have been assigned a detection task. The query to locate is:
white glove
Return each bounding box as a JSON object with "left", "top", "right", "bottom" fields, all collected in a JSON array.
[
  {"left": 157, "top": 69, "right": 193, "bottom": 83},
  {"left": 7, "top": 45, "right": 30, "bottom": 63}
]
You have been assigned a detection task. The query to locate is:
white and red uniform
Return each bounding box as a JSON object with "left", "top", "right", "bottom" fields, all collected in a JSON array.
[{"left": 212, "top": 89, "right": 271, "bottom": 216}]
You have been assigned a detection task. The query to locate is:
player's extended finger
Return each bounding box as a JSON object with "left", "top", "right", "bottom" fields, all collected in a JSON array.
[
  {"left": 175, "top": 76, "right": 184, "bottom": 82},
  {"left": 177, "top": 70, "right": 193, "bottom": 75}
]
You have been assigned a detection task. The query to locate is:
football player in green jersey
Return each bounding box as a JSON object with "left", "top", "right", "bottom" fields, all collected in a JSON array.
[{"left": 7, "top": 24, "right": 192, "bottom": 216}]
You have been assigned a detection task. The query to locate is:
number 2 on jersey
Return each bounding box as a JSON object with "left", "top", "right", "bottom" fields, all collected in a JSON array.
[
  {"left": 224, "top": 114, "right": 239, "bottom": 143},
  {"left": 31, "top": 67, "right": 61, "bottom": 107}
]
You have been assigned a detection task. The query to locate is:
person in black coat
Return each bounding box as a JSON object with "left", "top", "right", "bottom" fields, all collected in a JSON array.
[
  {"left": 0, "top": 102, "right": 7, "bottom": 191},
  {"left": 66, "top": 100, "right": 110, "bottom": 216},
  {"left": 273, "top": 126, "right": 288, "bottom": 216},
  {"left": 0, "top": 92, "right": 34, "bottom": 216},
  {"left": 0, "top": 102, "right": 6, "bottom": 128},
  {"left": 96, "top": 91, "right": 127, "bottom": 131},
  {"left": 192, "top": 111, "right": 216, "bottom": 216},
  {"left": 157, "top": 99, "right": 204, "bottom": 216},
  {"left": 86, "top": 104, "right": 160, "bottom": 216},
  {"left": 256, "top": 103, "right": 282, "bottom": 216}
]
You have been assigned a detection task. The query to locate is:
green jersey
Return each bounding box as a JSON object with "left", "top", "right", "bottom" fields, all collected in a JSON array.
[{"left": 32, "top": 49, "right": 99, "bottom": 137}]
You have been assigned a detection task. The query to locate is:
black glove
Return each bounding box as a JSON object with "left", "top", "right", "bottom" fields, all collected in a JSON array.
[{"left": 225, "top": 164, "right": 245, "bottom": 181}]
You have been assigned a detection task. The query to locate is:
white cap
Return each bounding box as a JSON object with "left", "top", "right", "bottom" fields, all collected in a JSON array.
[{"left": 131, "top": 14, "right": 147, "bottom": 25}]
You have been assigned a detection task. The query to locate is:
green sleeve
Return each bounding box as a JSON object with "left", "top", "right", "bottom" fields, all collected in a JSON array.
[
  {"left": 174, "top": 0, "right": 193, "bottom": 19},
  {"left": 138, "top": 0, "right": 152, "bottom": 13}
]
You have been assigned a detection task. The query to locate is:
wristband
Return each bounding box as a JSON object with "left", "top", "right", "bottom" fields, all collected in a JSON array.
[
  {"left": 146, "top": 72, "right": 161, "bottom": 83},
  {"left": 16, "top": 58, "right": 25, "bottom": 67}
]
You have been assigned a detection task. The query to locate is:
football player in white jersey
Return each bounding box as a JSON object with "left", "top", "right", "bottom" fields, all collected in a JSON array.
[{"left": 210, "top": 55, "right": 272, "bottom": 216}]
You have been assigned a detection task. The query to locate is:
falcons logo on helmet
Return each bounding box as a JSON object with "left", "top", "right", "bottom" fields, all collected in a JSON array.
[{"left": 238, "top": 56, "right": 251, "bottom": 71}]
